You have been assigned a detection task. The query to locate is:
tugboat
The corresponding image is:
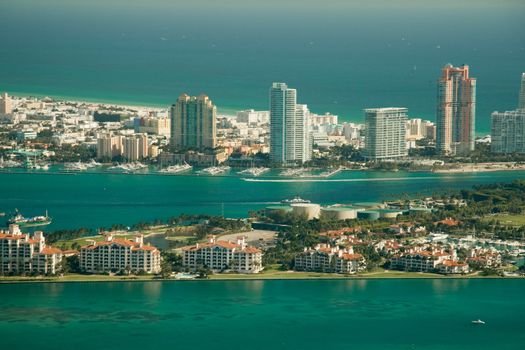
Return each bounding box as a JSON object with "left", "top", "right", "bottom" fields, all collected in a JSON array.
[{"left": 7, "top": 209, "right": 52, "bottom": 227}]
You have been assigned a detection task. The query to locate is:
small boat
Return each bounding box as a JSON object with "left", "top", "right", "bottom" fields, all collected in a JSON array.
[{"left": 471, "top": 319, "right": 485, "bottom": 325}]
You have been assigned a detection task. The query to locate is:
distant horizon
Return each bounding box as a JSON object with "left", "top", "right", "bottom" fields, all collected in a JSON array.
[{"left": 2, "top": 0, "right": 524, "bottom": 134}]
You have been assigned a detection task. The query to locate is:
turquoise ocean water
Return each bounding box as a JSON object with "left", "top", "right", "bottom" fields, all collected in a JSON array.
[
  {"left": 1, "top": 170, "right": 525, "bottom": 230},
  {"left": 0, "top": 279, "right": 524, "bottom": 350},
  {"left": 1, "top": 0, "right": 525, "bottom": 133}
]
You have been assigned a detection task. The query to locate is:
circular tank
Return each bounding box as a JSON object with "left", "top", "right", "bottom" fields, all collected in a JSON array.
[
  {"left": 409, "top": 207, "right": 433, "bottom": 215},
  {"left": 290, "top": 203, "right": 321, "bottom": 220},
  {"left": 353, "top": 202, "right": 386, "bottom": 209},
  {"left": 357, "top": 210, "right": 380, "bottom": 221},
  {"left": 378, "top": 209, "right": 403, "bottom": 219},
  {"left": 320, "top": 206, "right": 359, "bottom": 220},
  {"left": 265, "top": 205, "right": 293, "bottom": 215}
]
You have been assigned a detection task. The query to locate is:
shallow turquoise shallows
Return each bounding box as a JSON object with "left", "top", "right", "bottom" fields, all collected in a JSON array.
[
  {"left": 0, "top": 279, "right": 524, "bottom": 350},
  {"left": 2, "top": 170, "right": 525, "bottom": 230}
]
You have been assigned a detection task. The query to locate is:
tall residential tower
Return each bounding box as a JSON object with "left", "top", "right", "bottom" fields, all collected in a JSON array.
[
  {"left": 518, "top": 73, "right": 525, "bottom": 110},
  {"left": 269, "top": 83, "right": 311, "bottom": 164},
  {"left": 436, "top": 64, "right": 476, "bottom": 155},
  {"left": 364, "top": 108, "right": 408, "bottom": 160},
  {"left": 170, "top": 94, "right": 217, "bottom": 149}
]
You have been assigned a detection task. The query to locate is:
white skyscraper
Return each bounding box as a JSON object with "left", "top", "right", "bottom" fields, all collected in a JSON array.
[
  {"left": 518, "top": 73, "right": 525, "bottom": 110},
  {"left": 364, "top": 108, "right": 408, "bottom": 160},
  {"left": 491, "top": 110, "right": 525, "bottom": 154},
  {"left": 269, "top": 83, "right": 311, "bottom": 164}
]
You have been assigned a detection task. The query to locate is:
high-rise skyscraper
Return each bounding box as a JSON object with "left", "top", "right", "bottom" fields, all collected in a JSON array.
[
  {"left": 518, "top": 73, "right": 525, "bottom": 110},
  {"left": 364, "top": 108, "right": 408, "bottom": 160},
  {"left": 170, "top": 94, "right": 217, "bottom": 149},
  {"left": 436, "top": 64, "right": 476, "bottom": 155},
  {"left": 491, "top": 110, "right": 525, "bottom": 154},
  {"left": 269, "top": 83, "right": 311, "bottom": 164},
  {"left": 0, "top": 93, "right": 13, "bottom": 115}
]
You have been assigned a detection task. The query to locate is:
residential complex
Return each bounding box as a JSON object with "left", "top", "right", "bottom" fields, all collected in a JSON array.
[
  {"left": 134, "top": 115, "right": 171, "bottom": 137},
  {"left": 96, "top": 133, "right": 123, "bottom": 159},
  {"left": 170, "top": 94, "right": 217, "bottom": 149},
  {"left": 491, "top": 110, "right": 525, "bottom": 154},
  {"left": 0, "top": 225, "right": 63, "bottom": 275},
  {"left": 80, "top": 234, "right": 161, "bottom": 274},
  {"left": 364, "top": 108, "right": 408, "bottom": 160},
  {"left": 269, "top": 82, "right": 311, "bottom": 164},
  {"left": 294, "top": 244, "right": 366, "bottom": 274},
  {"left": 436, "top": 64, "right": 476, "bottom": 155},
  {"left": 182, "top": 235, "right": 263, "bottom": 273},
  {"left": 123, "top": 133, "right": 149, "bottom": 161},
  {"left": 97, "top": 133, "right": 151, "bottom": 160},
  {"left": 390, "top": 247, "right": 469, "bottom": 274}
]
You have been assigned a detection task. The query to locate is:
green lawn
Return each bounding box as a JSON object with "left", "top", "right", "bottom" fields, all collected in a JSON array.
[{"left": 483, "top": 213, "right": 525, "bottom": 227}]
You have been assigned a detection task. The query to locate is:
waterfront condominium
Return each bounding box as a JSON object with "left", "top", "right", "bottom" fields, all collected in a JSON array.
[
  {"left": 269, "top": 82, "right": 311, "bottom": 165},
  {"left": 182, "top": 235, "right": 263, "bottom": 274},
  {"left": 436, "top": 64, "right": 476, "bottom": 155},
  {"left": 519, "top": 73, "right": 525, "bottom": 110},
  {"left": 363, "top": 108, "right": 408, "bottom": 160},
  {"left": 0, "top": 225, "right": 63, "bottom": 275},
  {"left": 170, "top": 94, "right": 217, "bottom": 149},
  {"left": 491, "top": 109, "right": 525, "bottom": 154},
  {"left": 80, "top": 234, "right": 161, "bottom": 274},
  {"left": 294, "top": 244, "right": 366, "bottom": 274}
]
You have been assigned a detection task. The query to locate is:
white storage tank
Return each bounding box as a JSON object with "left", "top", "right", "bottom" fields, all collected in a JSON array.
[
  {"left": 320, "top": 206, "right": 360, "bottom": 220},
  {"left": 290, "top": 203, "right": 321, "bottom": 220}
]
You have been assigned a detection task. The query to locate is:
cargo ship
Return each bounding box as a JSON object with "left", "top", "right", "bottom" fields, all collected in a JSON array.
[{"left": 7, "top": 209, "right": 52, "bottom": 227}]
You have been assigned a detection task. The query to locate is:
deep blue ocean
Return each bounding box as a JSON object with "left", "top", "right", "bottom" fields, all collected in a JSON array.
[{"left": 1, "top": 0, "right": 524, "bottom": 133}]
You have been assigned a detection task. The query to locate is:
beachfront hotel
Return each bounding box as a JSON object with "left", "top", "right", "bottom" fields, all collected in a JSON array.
[
  {"left": 170, "top": 94, "right": 217, "bottom": 149},
  {"left": 80, "top": 234, "right": 161, "bottom": 274},
  {"left": 294, "top": 244, "right": 366, "bottom": 274},
  {"left": 363, "top": 108, "right": 408, "bottom": 160},
  {"left": 269, "top": 82, "right": 312, "bottom": 164},
  {"left": 181, "top": 235, "right": 263, "bottom": 273},
  {"left": 0, "top": 224, "right": 63, "bottom": 275},
  {"left": 436, "top": 64, "right": 476, "bottom": 155}
]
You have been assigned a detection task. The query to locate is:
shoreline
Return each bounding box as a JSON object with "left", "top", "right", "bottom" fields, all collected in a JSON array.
[
  {"left": 3, "top": 90, "right": 495, "bottom": 134},
  {"left": 1, "top": 272, "right": 523, "bottom": 284}
]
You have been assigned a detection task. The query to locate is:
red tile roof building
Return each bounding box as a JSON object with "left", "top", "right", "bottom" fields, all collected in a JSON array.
[
  {"left": 294, "top": 244, "right": 366, "bottom": 274},
  {"left": 182, "top": 236, "right": 263, "bottom": 273},
  {"left": 80, "top": 234, "right": 161, "bottom": 274},
  {"left": 0, "top": 224, "right": 63, "bottom": 275}
]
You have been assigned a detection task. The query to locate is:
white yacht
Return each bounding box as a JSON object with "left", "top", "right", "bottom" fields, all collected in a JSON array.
[
  {"left": 237, "top": 167, "right": 270, "bottom": 177},
  {"left": 199, "top": 166, "right": 230, "bottom": 175},
  {"left": 159, "top": 163, "right": 193, "bottom": 174},
  {"left": 471, "top": 319, "right": 485, "bottom": 325}
]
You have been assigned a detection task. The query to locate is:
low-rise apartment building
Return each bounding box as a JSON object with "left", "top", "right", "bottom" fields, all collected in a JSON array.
[
  {"left": 80, "top": 234, "right": 161, "bottom": 274},
  {"left": 294, "top": 244, "right": 366, "bottom": 274},
  {"left": 390, "top": 249, "right": 450, "bottom": 272},
  {"left": 182, "top": 236, "right": 263, "bottom": 274},
  {"left": 0, "top": 224, "right": 63, "bottom": 275}
]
